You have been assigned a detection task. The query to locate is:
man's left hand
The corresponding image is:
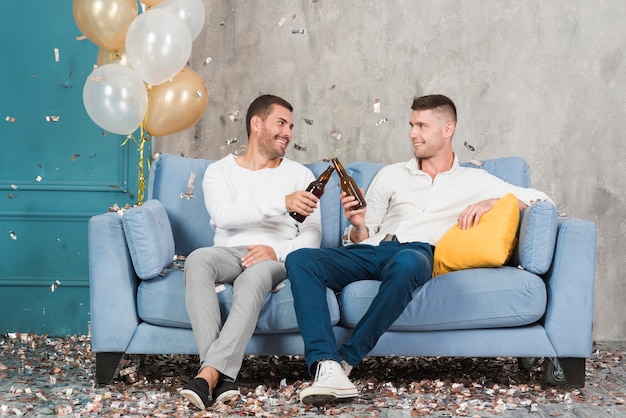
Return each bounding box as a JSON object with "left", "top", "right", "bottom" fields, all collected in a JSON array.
[
  {"left": 242, "top": 245, "right": 277, "bottom": 267},
  {"left": 457, "top": 198, "right": 498, "bottom": 229}
]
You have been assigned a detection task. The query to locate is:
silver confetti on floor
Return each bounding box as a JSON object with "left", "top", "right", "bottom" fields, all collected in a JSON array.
[{"left": 1, "top": 334, "right": 624, "bottom": 417}]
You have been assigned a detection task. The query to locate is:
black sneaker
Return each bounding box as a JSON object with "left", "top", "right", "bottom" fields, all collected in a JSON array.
[
  {"left": 213, "top": 378, "right": 240, "bottom": 403},
  {"left": 181, "top": 378, "right": 212, "bottom": 410}
]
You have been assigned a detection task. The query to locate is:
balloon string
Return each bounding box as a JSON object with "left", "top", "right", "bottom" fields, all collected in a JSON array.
[
  {"left": 137, "top": 127, "right": 147, "bottom": 206},
  {"left": 137, "top": 86, "right": 152, "bottom": 206}
]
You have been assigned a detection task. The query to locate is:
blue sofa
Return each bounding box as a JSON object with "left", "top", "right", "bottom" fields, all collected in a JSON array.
[{"left": 88, "top": 154, "right": 597, "bottom": 387}]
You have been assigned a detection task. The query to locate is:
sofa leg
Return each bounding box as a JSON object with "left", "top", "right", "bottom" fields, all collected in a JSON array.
[
  {"left": 95, "top": 352, "right": 124, "bottom": 385},
  {"left": 559, "top": 357, "right": 586, "bottom": 388}
]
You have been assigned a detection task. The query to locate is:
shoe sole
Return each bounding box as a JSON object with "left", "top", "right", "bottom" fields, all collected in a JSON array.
[
  {"left": 215, "top": 388, "right": 240, "bottom": 403},
  {"left": 181, "top": 388, "right": 207, "bottom": 410},
  {"left": 300, "top": 387, "right": 358, "bottom": 404}
]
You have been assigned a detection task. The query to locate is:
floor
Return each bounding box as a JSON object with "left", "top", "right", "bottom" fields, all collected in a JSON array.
[{"left": 1, "top": 335, "right": 625, "bottom": 417}]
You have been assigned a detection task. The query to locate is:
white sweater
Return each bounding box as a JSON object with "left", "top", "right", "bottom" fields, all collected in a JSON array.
[{"left": 202, "top": 154, "right": 322, "bottom": 261}]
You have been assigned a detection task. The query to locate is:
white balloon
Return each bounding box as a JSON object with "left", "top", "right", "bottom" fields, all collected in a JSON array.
[
  {"left": 125, "top": 8, "right": 192, "bottom": 86},
  {"left": 154, "top": 0, "right": 205, "bottom": 40},
  {"left": 83, "top": 64, "right": 148, "bottom": 135}
]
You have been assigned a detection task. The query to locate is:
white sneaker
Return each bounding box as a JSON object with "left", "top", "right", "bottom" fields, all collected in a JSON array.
[{"left": 300, "top": 360, "right": 358, "bottom": 404}]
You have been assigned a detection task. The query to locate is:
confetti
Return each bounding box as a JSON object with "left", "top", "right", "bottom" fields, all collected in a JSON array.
[
  {"left": 7, "top": 193, "right": 17, "bottom": 199},
  {"left": 35, "top": 175, "right": 43, "bottom": 182},
  {"left": 2, "top": 333, "right": 622, "bottom": 416},
  {"left": 304, "top": 118, "right": 313, "bottom": 125},
  {"left": 215, "top": 284, "right": 226, "bottom": 293},
  {"left": 71, "top": 154, "right": 81, "bottom": 161},
  {"left": 271, "top": 283, "right": 286, "bottom": 293},
  {"left": 228, "top": 108, "right": 241, "bottom": 122},
  {"left": 225, "top": 137, "right": 239, "bottom": 145},
  {"left": 5, "top": 116, "right": 16, "bottom": 122},
  {"left": 464, "top": 141, "right": 476, "bottom": 151},
  {"left": 180, "top": 172, "right": 196, "bottom": 200},
  {"left": 50, "top": 280, "right": 61, "bottom": 292},
  {"left": 373, "top": 99, "right": 381, "bottom": 113},
  {"left": 75, "top": 35, "right": 87, "bottom": 41},
  {"left": 9, "top": 231, "right": 17, "bottom": 240},
  {"left": 234, "top": 145, "right": 247, "bottom": 156},
  {"left": 278, "top": 15, "right": 288, "bottom": 26},
  {"left": 293, "top": 143, "right": 307, "bottom": 151},
  {"left": 10, "top": 184, "right": 18, "bottom": 190},
  {"left": 195, "top": 90, "right": 203, "bottom": 98},
  {"left": 469, "top": 158, "right": 484, "bottom": 167},
  {"left": 204, "top": 57, "right": 212, "bottom": 65},
  {"left": 46, "top": 115, "right": 60, "bottom": 122},
  {"left": 54, "top": 48, "right": 60, "bottom": 62},
  {"left": 375, "top": 117, "right": 388, "bottom": 126},
  {"left": 331, "top": 130, "right": 341, "bottom": 140},
  {"left": 292, "top": 29, "right": 306, "bottom": 34}
]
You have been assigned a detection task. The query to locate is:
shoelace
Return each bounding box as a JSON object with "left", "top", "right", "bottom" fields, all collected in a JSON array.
[{"left": 314, "top": 361, "right": 334, "bottom": 384}]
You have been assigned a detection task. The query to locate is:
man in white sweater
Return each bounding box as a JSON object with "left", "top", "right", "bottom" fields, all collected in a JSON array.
[{"left": 181, "top": 95, "right": 322, "bottom": 410}]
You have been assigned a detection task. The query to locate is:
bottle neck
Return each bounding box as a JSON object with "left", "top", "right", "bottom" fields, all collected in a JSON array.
[{"left": 332, "top": 159, "right": 347, "bottom": 177}]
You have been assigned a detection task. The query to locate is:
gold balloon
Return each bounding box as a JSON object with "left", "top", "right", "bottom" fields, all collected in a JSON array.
[
  {"left": 145, "top": 68, "right": 209, "bottom": 137},
  {"left": 72, "top": 0, "right": 138, "bottom": 51},
  {"left": 96, "top": 47, "right": 131, "bottom": 67}
]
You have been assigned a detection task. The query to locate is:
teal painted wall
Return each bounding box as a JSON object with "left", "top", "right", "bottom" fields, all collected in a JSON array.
[{"left": 0, "top": 1, "right": 146, "bottom": 335}]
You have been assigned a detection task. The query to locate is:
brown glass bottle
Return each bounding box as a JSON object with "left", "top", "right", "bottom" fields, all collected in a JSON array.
[
  {"left": 331, "top": 157, "right": 367, "bottom": 210},
  {"left": 289, "top": 165, "right": 335, "bottom": 223}
]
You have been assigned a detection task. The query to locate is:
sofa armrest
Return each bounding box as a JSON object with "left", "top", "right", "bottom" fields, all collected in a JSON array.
[
  {"left": 542, "top": 217, "right": 597, "bottom": 358},
  {"left": 88, "top": 212, "right": 140, "bottom": 353}
]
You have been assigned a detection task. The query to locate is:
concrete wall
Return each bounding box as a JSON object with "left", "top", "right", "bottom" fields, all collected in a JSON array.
[{"left": 154, "top": 0, "right": 626, "bottom": 341}]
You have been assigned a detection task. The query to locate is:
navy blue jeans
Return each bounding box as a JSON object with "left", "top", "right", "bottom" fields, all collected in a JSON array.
[{"left": 285, "top": 241, "right": 433, "bottom": 375}]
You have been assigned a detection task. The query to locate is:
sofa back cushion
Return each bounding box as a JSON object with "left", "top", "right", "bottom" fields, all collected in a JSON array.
[
  {"left": 147, "top": 154, "right": 345, "bottom": 255},
  {"left": 147, "top": 154, "right": 214, "bottom": 256},
  {"left": 121, "top": 199, "right": 175, "bottom": 279},
  {"left": 307, "top": 162, "right": 344, "bottom": 248},
  {"left": 343, "top": 157, "right": 531, "bottom": 233}
]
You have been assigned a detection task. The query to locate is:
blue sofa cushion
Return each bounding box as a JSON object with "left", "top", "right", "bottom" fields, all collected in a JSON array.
[
  {"left": 122, "top": 199, "right": 175, "bottom": 280},
  {"left": 137, "top": 270, "right": 341, "bottom": 333},
  {"left": 511, "top": 200, "right": 558, "bottom": 275},
  {"left": 306, "top": 162, "right": 343, "bottom": 249},
  {"left": 339, "top": 267, "right": 546, "bottom": 330},
  {"left": 461, "top": 157, "right": 531, "bottom": 188},
  {"left": 147, "top": 154, "right": 214, "bottom": 257}
]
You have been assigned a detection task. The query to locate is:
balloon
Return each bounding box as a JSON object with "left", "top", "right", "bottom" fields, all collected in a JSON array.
[
  {"left": 96, "top": 47, "right": 131, "bottom": 67},
  {"left": 72, "top": 0, "right": 138, "bottom": 51},
  {"left": 125, "top": 8, "right": 192, "bottom": 86},
  {"left": 141, "top": 0, "right": 163, "bottom": 5},
  {"left": 145, "top": 68, "right": 208, "bottom": 136},
  {"left": 154, "top": 0, "right": 205, "bottom": 40},
  {"left": 82, "top": 64, "right": 148, "bottom": 135}
]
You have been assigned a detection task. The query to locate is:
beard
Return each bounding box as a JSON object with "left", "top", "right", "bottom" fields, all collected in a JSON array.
[{"left": 259, "top": 128, "right": 287, "bottom": 159}]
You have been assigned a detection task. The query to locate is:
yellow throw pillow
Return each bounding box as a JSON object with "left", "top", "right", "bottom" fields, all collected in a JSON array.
[{"left": 432, "top": 193, "right": 520, "bottom": 277}]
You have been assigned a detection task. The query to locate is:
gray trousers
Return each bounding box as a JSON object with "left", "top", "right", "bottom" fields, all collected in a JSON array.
[{"left": 184, "top": 246, "right": 287, "bottom": 380}]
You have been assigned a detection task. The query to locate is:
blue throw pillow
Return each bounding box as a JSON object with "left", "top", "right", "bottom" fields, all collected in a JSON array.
[
  {"left": 512, "top": 200, "right": 558, "bottom": 275},
  {"left": 122, "top": 199, "right": 175, "bottom": 279}
]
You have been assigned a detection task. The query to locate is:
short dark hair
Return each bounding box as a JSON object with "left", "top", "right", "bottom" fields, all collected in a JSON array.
[
  {"left": 411, "top": 94, "right": 457, "bottom": 123},
  {"left": 245, "top": 94, "right": 293, "bottom": 137}
]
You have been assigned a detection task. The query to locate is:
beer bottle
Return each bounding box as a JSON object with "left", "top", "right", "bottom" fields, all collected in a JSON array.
[
  {"left": 331, "top": 157, "right": 367, "bottom": 210},
  {"left": 289, "top": 165, "right": 335, "bottom": 223}
]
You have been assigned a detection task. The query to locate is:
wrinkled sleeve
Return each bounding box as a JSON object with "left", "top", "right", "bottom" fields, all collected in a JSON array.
[{"left": 203, "top": 164, "right": 285, "bottom": 229}]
